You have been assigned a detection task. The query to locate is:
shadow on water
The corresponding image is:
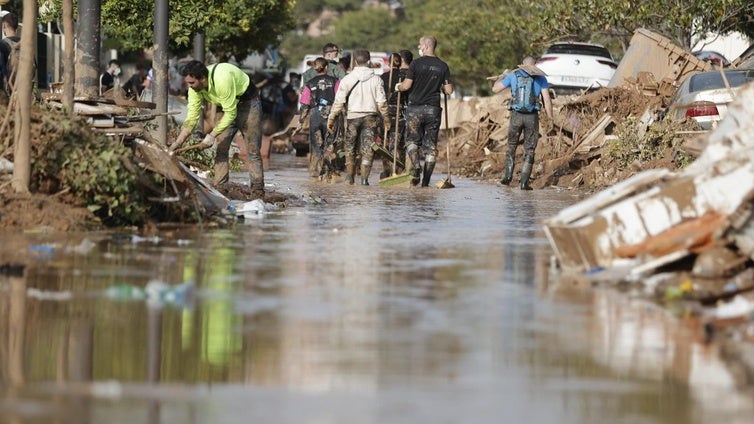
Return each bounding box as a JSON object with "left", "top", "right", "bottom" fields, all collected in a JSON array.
[{"left": 0, "top": 153, "right": 752, "bottom": 423}]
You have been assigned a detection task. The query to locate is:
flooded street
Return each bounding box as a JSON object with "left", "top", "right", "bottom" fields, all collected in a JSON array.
[{"left": 1, "top": 153, "right": 753, "bottom": 424}]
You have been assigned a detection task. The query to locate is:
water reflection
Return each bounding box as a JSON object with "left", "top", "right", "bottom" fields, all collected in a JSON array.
[{"left": 0, "top": 155, "right": 752, "bottom": 423}]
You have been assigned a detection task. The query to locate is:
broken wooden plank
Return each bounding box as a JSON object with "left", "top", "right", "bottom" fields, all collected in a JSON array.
[
  {"left": 72, "top": 102, "right": 129, "bottom": 116},
  {"left": 574, "top": 114, "right": 615, "bottom": 153},
  {"left": 92, "top": 126, "right": 143, "bottom": 135},
  {"left": 112, "top": 98, "right": 157, "bottom": 109}
]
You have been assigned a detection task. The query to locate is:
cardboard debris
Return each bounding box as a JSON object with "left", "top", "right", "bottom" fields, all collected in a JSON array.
[
  {"left": 517, "top": 64, "right": 546, "bottom": 77},
  {"left": 608, "top": 28, "right": 711, "bottom": 87}
]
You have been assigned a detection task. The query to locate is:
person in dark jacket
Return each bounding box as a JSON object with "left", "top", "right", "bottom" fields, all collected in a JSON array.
[{"left": 299, "top": 57, "right": 340, "bottom": 178}]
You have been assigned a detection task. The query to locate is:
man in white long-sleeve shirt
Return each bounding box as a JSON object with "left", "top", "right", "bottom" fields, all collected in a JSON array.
[{"left": 327, "top": 50, "right": 390, "bottom": 185}]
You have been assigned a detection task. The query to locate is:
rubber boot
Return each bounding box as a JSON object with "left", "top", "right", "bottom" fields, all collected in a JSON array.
[
  {"left": 213, "top": 161, "right": 230, "bottom": 186},
  {"left": 407, "top": 145, "right": 421, "bottom": 186},
  {"left": 345, "top": 162, "right": 355, "bottom": 185},
  {"left": 360, "top": 165, "right": 371, "bottom": 186},
  {"left": 421, "top": 162, "right": 435, "bottom": 187},
  {"left": 520, "top": 154, "right": 534, "bottom": 190},
  {"left": 500, "top": 154, "right": 514, "bottom": 185},
  {"left": 309, "top": 153, "right": 323, "bottom": 178}
]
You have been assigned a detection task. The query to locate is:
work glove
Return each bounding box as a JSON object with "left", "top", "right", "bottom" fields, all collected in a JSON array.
[
  {"left": 327, "top": 119, "right": 335, "bottom": 133},
  {"left": 384, "top": 120, "right": 391, "bottom": 132},
  {"left": 394, "top": 83, "right": 401, "bottom": 92},
  {"left": 202, "top": 133, "right": 217, "bottom": 155}
]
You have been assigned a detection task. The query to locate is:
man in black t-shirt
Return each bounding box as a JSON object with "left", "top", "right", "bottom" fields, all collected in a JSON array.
[{"left": 395, "top": 35, "right": 453, "bottom": 187}]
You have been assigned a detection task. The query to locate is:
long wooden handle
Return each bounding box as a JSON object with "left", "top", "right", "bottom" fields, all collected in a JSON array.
[
  {"left": 444, "top": 92, "right": 451, "bottom": 180},
  {"left": 393, "top": 84, "right": 402, "bottom": 175}
]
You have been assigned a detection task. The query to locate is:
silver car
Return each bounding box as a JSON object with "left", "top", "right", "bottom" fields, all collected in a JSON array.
[{"left": 667, "top": 69, "right": 754, "bottom": 130}]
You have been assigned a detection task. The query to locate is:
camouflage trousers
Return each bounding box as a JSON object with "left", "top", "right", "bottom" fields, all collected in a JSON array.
[{"left": 344, "top": 114, "right": 380, "bottom": 175}]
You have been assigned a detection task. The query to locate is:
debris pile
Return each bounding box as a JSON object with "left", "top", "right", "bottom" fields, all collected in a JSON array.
[
  {"left": 443, "top": 28, "right": 712, "bottom": 191},
  {"left": 42, "top": 84, "right": 160, "bottom": 139},
  {"left": 543, "top": 77, "right": 754, "bottom": 380}
]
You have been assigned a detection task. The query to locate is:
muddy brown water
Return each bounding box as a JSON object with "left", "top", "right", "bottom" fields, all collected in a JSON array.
[{"left": 1, "top": 153, "right": 753, "bottom": 423}]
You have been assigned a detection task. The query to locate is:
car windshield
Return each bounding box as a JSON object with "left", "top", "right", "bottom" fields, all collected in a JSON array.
[
  {"left": 689, "top": 70, "right": 754, "bottom": 92},
  {"left": 545, "top": 44, "right": 612, "bottom": 59}
]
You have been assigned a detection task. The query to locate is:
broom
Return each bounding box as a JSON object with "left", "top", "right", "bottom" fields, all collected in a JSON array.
[
  {"left": 379, "top": 81, "right": 412, "bottom": 187},
  {"left": 435, "top": 91, "right": 455, "bottom": 189}
]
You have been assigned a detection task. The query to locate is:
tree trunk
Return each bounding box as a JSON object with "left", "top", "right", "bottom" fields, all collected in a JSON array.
[
  {"left": 63, "top": 0, "right": 75, "bottom": 112},
  {"left": 10, "top": 0, "right": 38, "bottom": 194},
  {"left": 74, "top": 0, "right": 101, "bottom": 99}
]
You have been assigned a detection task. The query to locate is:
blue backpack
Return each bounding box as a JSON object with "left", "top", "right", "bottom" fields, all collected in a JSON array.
[{"left": 510, "top": 71, "right": 538, "bottom": 113}]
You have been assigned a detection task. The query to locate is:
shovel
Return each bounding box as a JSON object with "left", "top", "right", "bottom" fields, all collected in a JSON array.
[
  {"left": 379, "top": 82, "right": 413, "bottom": 187},
  {"left": 435, "top": 91, "right": 455, "bottom": 189}
]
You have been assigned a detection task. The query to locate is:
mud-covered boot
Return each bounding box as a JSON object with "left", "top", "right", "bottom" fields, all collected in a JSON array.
[
  {"left": 500, "top": 154, "right": 514, "bottom": 185},
  {"left": 309, "top": 154, "right": 323, "bottom": 178},
  {"left": 406, "top": 144, "right": 421, "bottom": 186},
  {"left": 360, "top": 165, "right": 371, "bottom": 186},
  {"left": 421, "top": 162, "right": 435, "bottom": 187},
  {"left": 345, "top": 162, "right": 356, "bottom": 185},
  {"left": 519, "top": 154, "right": 534, "bottom": 190},
  {"left": 213, "top": 161, "right": 230, "bottom": 186}
]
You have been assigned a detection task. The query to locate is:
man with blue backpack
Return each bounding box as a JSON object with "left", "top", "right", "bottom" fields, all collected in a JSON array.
[{"left": 492, "top": 56, "right": 553, "bottom": 190}]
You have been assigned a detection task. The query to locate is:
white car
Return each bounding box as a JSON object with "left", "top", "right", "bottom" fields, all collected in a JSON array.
[
  {"left": 667, "top": 69, "right": 754, "bottom": 130},
  {"left": 535, "top": 42, "right": 617, "bottom": 94}
]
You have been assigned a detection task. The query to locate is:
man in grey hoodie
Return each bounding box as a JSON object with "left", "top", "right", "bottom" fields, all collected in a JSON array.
[{"left": 327, "top": 50, "right": 390, "bottom": 185}]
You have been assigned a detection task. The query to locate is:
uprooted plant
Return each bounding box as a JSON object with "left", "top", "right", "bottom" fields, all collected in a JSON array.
[{"left": 603, "top": 115, "right": 697, "bottom": 169}]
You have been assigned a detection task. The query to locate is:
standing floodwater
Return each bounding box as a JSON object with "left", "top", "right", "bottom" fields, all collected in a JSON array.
[{"left": 0, "top": 154, "right": 752, "bottom": 424}]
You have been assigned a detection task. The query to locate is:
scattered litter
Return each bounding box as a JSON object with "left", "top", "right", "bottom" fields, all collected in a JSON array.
[
  {"left": 29, "top": 244, "right": 55, "bottom": 259},
  {"left": 27, "top": 288, "right": 74, "bottom": 301},
  {"left": 712, "top": 296, "right": 754, "bottom": 320},
  {"left": 105, "top": 280, "right": 195, "bottom": 308},
  {"left": 0, "top": 157, "right": 13, "bottom": 173},
  {"left": 105, "top": 283, "right": 146, "bottom": 300},
  {"left": 64, "top": 238, "right": 98, "bottom": 255},
  {"left": 145, "top": 280, "right": 194, "bottom": 307},
  {"left": 226, "top": 199, "right": 281, "bottom": 219},
  {"left": 131, "top": 235, "right": 161, "bottom": 244}
]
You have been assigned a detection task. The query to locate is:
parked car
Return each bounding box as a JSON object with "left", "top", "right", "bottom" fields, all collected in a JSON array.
[
  {"left": 691, "top": 50, "right": 730, "bottom": 67},
  {"left": 666, "top": 68, "right": 754, "bottom": 129},
  {"left": 535, "top": 42, "right": 617, "bottom": 94}
]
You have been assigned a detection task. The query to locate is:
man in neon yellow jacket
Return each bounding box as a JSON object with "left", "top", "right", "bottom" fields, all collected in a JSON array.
[{"left": 172, "top": 60, "right": 265, "bottom": 200}]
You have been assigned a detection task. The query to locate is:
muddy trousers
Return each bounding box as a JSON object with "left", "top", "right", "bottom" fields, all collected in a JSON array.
[
  {"left": 344, "top": 114, "right": 380, "bottom": 185},
  {"left": 215, "top": 98, "right": 265, "bottom": 199},
  {"left": 405, "top": 105, "right": 441, "bottom": 186},
  {"left": 504, "top": 110, "right": 539, "bottom": 190},
  {"left": 308, "top": 108, "right": 329, "bottom": 177}
]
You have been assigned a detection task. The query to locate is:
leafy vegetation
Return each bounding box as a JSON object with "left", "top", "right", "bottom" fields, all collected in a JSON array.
[
  {"left": 40, "top": 0, "right": 296, "bottom": 62},
  {"left": 29, "top": 106, "right": 148, "bottom": 226},
  {"left": 280, "top": 0, "right": 754, "bottom": 94},
  {"left": 536, "top": 0, "right": 754, "bottom": 52},
  {"left": 604, "top": 116, "right": 695, "bottom": 169}
]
